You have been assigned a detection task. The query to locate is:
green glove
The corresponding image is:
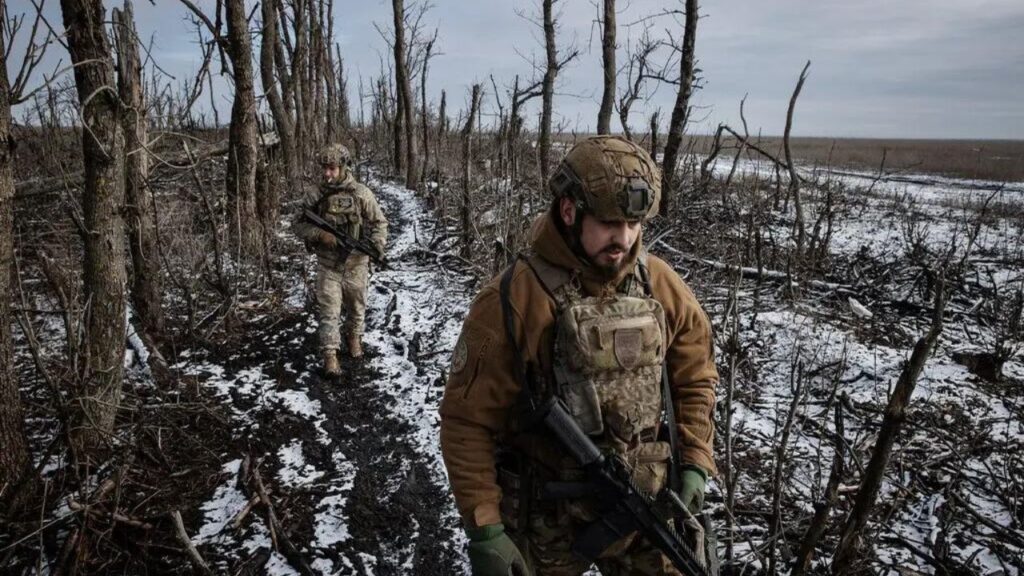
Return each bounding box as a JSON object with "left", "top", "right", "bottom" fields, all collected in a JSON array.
[
  {"left": 466, "top": 523, "right": 530, "bottom": 576},
  {"left": 679, "top": 465, "right": 708, "bottom": 513}
]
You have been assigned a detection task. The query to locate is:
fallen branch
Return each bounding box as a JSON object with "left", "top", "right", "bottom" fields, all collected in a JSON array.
[{"left": 170, "top": 510, "right": 214, "bottom": 576}]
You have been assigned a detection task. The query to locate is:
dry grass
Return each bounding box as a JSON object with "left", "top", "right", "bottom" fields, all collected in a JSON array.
[{"left": 689, "top": 135, "right": 1024, "bottom": 183}]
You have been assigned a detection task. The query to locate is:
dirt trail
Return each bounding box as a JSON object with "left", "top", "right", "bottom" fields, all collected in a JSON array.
[{"left": 181, "top": 176, "right": 471, "bottom": 575}]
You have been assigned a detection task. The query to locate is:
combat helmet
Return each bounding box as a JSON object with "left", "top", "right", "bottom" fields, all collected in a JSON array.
[
  {"left": 548, "top": 135, "right": 661, "bottom": 220},
  {"left": 317, "top": 143, "right": 352, "bottom": 168}
]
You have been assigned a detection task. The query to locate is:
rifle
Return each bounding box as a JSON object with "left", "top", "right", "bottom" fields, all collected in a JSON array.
[
  {"left": 533, "top": 397, "right": 711, "bottom": 576},
  {"left": 303, "top": 209, "right": 388, "bottom": 268}
]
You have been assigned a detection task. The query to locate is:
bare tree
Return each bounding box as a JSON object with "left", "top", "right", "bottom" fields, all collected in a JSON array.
[
  {"left": 785, "top": 61, "right": 811, "bottom": 260},
  {"left": 261, "top": 0, "right": 297, "bottom": 182},
  {"left": 420, "top": 31, "right": 437, "bottom": 181},
  {"left": 538, "top": 0, "right": 579, "bottom": 188},
  {"left": 114, "top": 0, "right": 163, "bottom": 337},
  {"left": 833, "top": 278, "right": 948, "bottom": 572},
  {"left": 617, "top": 30, "right": 659, "bottom": 140},
  {"left": 393, "top": 0, "right": 419, "bottom": 190},
  {"left": 596, "top": 0, "right": 615, "bottom": 134},
  {"left": 0, "top": 0, "right": 46, "bottom": 510},
  {"left": 460, "top": 83, "right": 482, "bottom": 258},
  {"left": 660, "top": 0, "right": 699, "bottom": 215},
  {"left": 180, "top": 0, "right": 262, "bottom": 253},
  {"left": 60, "top": 0, "right": 128, "bottom": 458}
]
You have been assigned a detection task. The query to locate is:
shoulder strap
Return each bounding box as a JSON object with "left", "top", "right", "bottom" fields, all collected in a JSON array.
[
  {"left": 524, "top": 253, "right": 577, "bottom": 309},
  {"left": 639, "top": 252, "right": 682, "bottom": 494},
  {"left": 500, "top": 256, "right": 538, "bottom": 408}
]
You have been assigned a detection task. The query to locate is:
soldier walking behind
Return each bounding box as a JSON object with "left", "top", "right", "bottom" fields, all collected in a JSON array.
[
  {"left": 440, "top": 136, "right": 718, "bottom": 575},
  {"left": 292, "top": 144, "right": 388, "bottom": 377}
]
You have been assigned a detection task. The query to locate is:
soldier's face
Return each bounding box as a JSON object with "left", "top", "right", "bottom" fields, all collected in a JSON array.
[
  {"left": 560, "top": 198, "right": 641, "bottom": 275},
  {"left": 322, "top": 164, "right": 342, "bottom": 183}
]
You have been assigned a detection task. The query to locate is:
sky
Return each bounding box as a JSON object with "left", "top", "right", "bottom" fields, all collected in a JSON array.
[{"left": 8, "top": 0, "right": 1024, "bottom": 139}]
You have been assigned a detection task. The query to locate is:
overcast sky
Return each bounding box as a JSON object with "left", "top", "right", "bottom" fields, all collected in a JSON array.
[{"left": 10, "top": 0, "right": 1024, "bottom": 139}]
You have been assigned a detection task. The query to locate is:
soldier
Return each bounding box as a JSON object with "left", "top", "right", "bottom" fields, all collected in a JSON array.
[
  {"left": 293, "top": 144, "right": 388, "bottom": 377},
  {"left": 439, "top": 136, "right": 717, "bottom": 575}
]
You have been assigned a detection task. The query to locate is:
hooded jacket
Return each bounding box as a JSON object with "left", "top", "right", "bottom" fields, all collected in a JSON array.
[{"left": 439, "top": 210, "right": 718, "bottom": 528}]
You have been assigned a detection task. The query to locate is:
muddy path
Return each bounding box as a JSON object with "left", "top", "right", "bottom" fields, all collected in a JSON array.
[{"left": 180, "top": 176, "right": 472, "bottom": 575}]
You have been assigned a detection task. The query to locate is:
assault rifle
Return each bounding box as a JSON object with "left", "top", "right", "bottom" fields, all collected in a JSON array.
[
  {"left": 533, "top": 397, "right": 711, "bottom": 576},
  {"left": 303, "top": 209, "right": 388, "bottom": 268}
]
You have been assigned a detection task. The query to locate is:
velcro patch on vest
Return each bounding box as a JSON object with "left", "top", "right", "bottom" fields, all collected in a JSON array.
[
  {"left": 613, "top": 328, "right": 643, "bottom": 369},
  {"left": 328, "top": 195, "right": 355, "bottom": 213}
]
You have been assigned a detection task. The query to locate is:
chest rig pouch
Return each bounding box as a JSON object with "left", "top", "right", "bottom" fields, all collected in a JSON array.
[
  {"left": 322, "top": 188, "right": 362, "bottom": 239},
  {"left": 529, "top": 254, "right": 667, "bottom": 449}
]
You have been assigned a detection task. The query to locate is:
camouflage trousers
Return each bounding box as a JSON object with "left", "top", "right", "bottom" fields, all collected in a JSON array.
[
  {"left": 510, "top": 507, "right": 685, "bottom": 576},
  {"left": 315, "top": 255, "right": 370, "bottom": 351}
]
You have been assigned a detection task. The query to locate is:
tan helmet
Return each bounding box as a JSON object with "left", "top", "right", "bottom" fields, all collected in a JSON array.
[
  {"left": 317, "top": 143, "right": 352, "bottom": 168},
  {"left": 548, "top": 135, "right": 661, "bottom": 220}
]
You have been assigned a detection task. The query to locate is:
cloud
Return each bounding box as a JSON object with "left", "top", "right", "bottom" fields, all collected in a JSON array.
[{"left": 9, "top": 0, "right": 1022, "bottom": 139}]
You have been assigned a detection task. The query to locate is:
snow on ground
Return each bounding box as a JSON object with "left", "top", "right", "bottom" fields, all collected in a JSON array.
[{"left": 688, "top": 163, "right": 1024, "bottom": 574}]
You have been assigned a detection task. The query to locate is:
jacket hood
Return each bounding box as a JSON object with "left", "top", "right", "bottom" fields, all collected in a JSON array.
[{"left": 529, "top": 208, "right": 643, "bottom": 295}]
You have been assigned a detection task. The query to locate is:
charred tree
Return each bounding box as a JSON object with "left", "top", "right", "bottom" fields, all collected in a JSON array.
[
  {"left": 60, "top": 0, "right": 128, "bottom": 458},
  {"left": 114, "top": 0, "right": 163, "bottom": 336},
  {"left": 393, "top": 0, "right": 419, "bottom": 190},
  {"left": 261, "top": 0, "right": 297, "bottom": 182},
  {"left": 0, "top": 0, "right": 33, "bottom": 509},
  {"left": 660, "top": 0, "right": 699, "bottom": 216},
  {"left": 460, "top": 84, "right": 482, "bottom": 258},
  {"left": 649, "top": 110, "right": 660, "bottom": 158},
  {"left": 596, "top": 0, "right": 615, "bottom": 134}
]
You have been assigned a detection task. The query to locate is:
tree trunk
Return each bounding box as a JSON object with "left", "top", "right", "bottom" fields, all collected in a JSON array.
[
  {"left": 649, "top": 110, "right": 659, "bottom": 159},
  {"left": 420, "top": 38, "right": 434, "bottom": 183},
  {"left": 539, "top": 0, "right": 557, "bottom": 188},
  {"left": 460, "top": 84, "right": 482, "bottom": 258},
  {"left": 292, "top": 0, "right": 308, "bottom": 164},
  {"left": 60, "top": 0, "right": 128, "bottom": 459},
  {"left": 261, "top": 0, "right": 297, "bottom": 182},
  {"left": 660, "top": 0, "right": 698, "bottom": 216},
  {"left": 114, "top": 0, "right": 163, "bottom": 336},
  {"left": 596, "top": 0, "right": 615, "bottom": 135},
  {"left": 833, "top": 282, "right": 947, "bottom": 573},
  {"left": 393, "top": 0, "right": 419, "bottom": 190},
  {"left": 225, "top": 0, "right": 261, "bottom": 252},
  {"left": 0, "top": 0, "right": 33, "bottom": 507},
  {"left": 785, "top": 61, "right": 811, "bottom": 260}
]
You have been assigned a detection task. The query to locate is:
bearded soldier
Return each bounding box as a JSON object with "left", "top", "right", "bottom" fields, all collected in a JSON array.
[
  {"left": 292, "top": 144, "right": 388, "bottom": 376},
  {"left": 439, "top": 136, "right": 717, "bottom": 575}
]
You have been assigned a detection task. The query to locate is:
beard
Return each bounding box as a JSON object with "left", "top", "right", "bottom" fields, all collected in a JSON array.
[{"left": 591, "top": 242, "right": 630, "bottom": 278}]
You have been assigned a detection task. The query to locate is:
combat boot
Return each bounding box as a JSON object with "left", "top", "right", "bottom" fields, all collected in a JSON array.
[
  {"left": 323, "top": 349, "right": 341, "bottom": 377},
  {"left": 348, "top": 334, "right": 363, "bottom": 359}
]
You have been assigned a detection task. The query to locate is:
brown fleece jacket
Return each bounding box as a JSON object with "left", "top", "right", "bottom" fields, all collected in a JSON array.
[{"left": 439, "top": 211, "right": 718, "bottom": 528}]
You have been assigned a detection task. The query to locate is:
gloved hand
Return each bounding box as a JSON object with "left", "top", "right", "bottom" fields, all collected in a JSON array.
[
  {"left": 318, "top": 230, "right": 338, "bottom": 248},
  {"left": 466, "top": 523, "right": 529, "bottom": 576},
  {"left": 679, "top": 465, "right": 708, "bottom": 513}
]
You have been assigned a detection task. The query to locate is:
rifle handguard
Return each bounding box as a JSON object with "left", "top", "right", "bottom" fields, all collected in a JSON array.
[{"left": 535, "top": 397, "right": 602, "bottom": 467}]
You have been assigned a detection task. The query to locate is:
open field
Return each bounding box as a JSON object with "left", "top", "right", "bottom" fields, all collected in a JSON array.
[{"left": 691, "top": 136, "right": 1024, "bottom": 183}]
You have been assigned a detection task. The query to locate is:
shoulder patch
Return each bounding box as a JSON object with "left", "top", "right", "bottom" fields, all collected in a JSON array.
[{"left": 451, "top": 335, "right": 469, "bottom": 374}]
